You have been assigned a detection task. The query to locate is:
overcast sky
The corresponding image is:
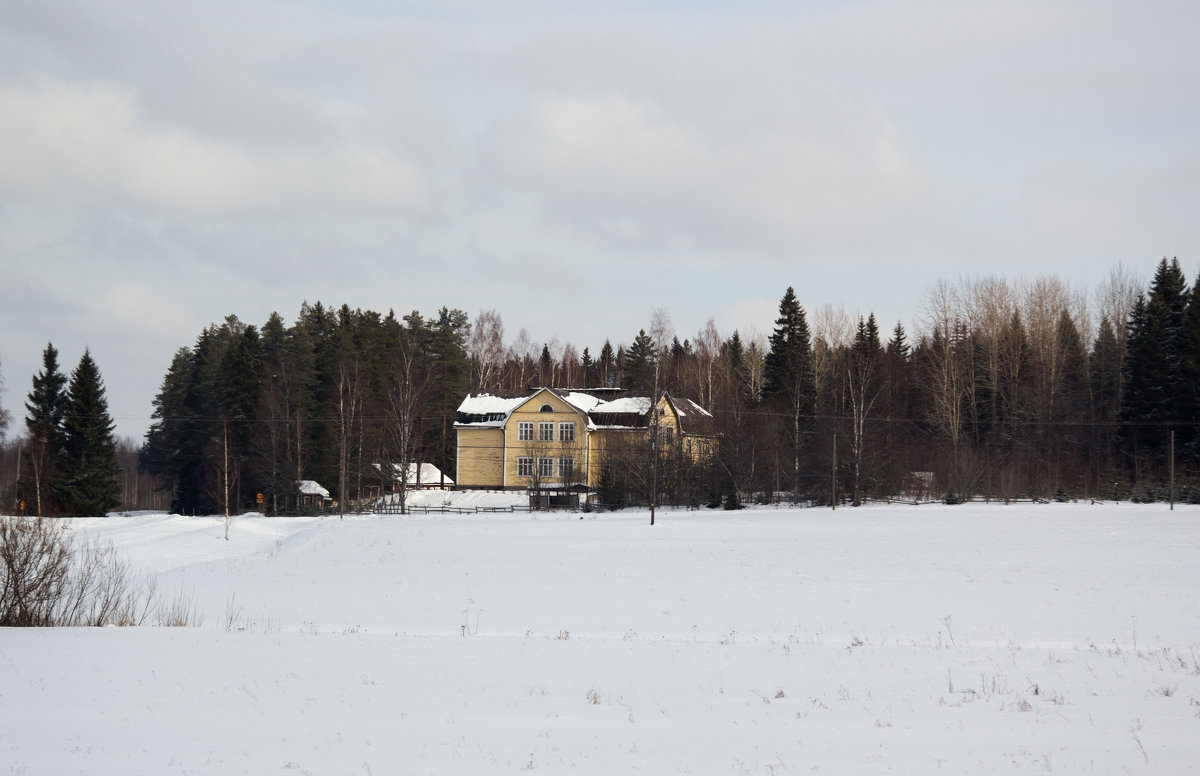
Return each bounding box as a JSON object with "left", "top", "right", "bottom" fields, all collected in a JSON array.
[{"left": 1, "top": 0, "right": 1197, "bottom": 440}]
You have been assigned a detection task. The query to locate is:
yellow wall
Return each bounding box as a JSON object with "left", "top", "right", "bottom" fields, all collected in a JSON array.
[
  {"left": 455, "top": 426, "right": 505, "bottom": 488},
  {"left": 456, "top": 391, "right": 716, "bottom": 490},
  {"left": 502, "top": 390, "right": 590, "bottom": 488}
]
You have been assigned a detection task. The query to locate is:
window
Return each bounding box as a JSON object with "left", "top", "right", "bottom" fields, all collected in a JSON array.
[
  {"left": 539, "top": 404, "right": 554, "bottom": 413},
  {"left": 558, "top": 457, "right": 574, "bottom": 480},
  {"left": 518, "top": 421, "right": 534, "bottom": 441},
  {"left": 559, "top": 422, "right": 575, "bottom": 443},
  {"left": 517, "top": 457, "right": 533, "bottom": 477},
  {"left": 538, "top": 421, "right": 555, "bottom": 442},
  {"left": 537, "top": 457, "right": 554, "bottom": 477}
]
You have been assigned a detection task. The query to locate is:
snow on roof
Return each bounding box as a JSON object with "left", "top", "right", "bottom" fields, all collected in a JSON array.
[
  {"left": 396, "top": 462, "right": 454, "bottom": 486},
  {"left": 592, "top": 397, "right": 652, "bottom": 414},
  {"left": 672, "top": 397, "right": 713, "bottom": 418},
  {"left": 562, "top": 392, "right": 601, "bottom": 413},
  {"left": 297, "top": 480, "right": 330, "bottom": 498},
  {"left": 456, "top": 394, "right": 526, "bottom": 415}
]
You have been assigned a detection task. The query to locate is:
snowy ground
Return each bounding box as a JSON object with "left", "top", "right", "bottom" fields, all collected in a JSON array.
[{"left": 2, "top": 499, "right": 1198, "bottom": 774}]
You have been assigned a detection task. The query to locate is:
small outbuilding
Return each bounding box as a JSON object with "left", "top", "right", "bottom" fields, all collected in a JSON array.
[{"left": 297, "top": 480, "right": 332, "bottom": 509}]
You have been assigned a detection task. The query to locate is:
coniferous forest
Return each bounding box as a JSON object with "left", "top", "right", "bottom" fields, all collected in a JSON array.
[{"left": 2, "top": 258, "right": 1199, "bottom": 514}]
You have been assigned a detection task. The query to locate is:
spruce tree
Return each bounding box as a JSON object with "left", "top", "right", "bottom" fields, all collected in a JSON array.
[
  {"left": 58, "top": 350, "right": 121, "bottom": 516},
  {"left": 1089, "top": 316, "right": 1122, "bottom": 475},
  {"left": 143, "top": 348, "right": 206, "bottom": 514},
  {"left": 598, "top": 340, "right": 616, "bottom": 388},
  {"left": 622, "top": 330, "right": 656, "bottom": 393},
  {"left": 762, "top": 287, "right": 815, "bottom": 499},
  {"left": 23, "top": 344, "right": 69, "bottom": 516},
  {"left": 1119, "top": 258, "right": 1190, "bottom": 467}
]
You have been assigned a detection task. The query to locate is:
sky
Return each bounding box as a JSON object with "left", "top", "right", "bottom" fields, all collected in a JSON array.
[{"left": 1, "top": 0, "right": 1197, "bottom": 441}]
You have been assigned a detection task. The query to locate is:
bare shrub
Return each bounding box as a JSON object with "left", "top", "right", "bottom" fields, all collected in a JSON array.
[
  {"left": 0, "top": 517, "right": 72, "bottom": 626},
  {"left": 0, "top": 516, "right": 180, "bottom": 627}
]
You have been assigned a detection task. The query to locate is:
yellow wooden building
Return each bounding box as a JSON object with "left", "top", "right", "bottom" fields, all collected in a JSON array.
[{"left": 454, "top": 387, "right": 715, "bottom": 492}]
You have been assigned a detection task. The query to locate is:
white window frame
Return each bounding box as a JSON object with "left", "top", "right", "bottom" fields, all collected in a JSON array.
[
  {"left": 517, "top": 457, "right": 533, "bottom": 477},
  {"left": 559, "top": 422, "right": 575, "bottom": 443},
  {"left": 537, "top": 457, "right": 554, "bottom": 478},
  {"left": 518, "top": 421, "right": 534, "bottom": 441},
  {"left": 538, "top": 421, "right": 555, "bottom": 442},
  {"left": 558, "top": 457, "right": 574, "bottom": 480}
]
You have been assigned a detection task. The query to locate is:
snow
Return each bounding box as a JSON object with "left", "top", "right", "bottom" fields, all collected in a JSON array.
[
  {"left": 562, "top": 391, "right": 601, "bottom": 413},
  {"left": 454, "top": 393, "right": 526, "bottom": 425},
  {"left": 297, "top": 479, "right": 330, "bottom": 498},
  {"left": 592, "top": 396, "right": 653, "bottom": 414},
  {"left": 3, "top": 501, "right": 1199, "bottom": 774},
  {"left": 377, "top": 462, "right": 454, "bottom": 487}
]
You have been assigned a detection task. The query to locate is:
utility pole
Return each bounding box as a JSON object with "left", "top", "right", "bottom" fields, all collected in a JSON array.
[
  {"left": 831, "top": 432, "right": 837, "bottom": 510},
  {"left": 1169, "top": 429, "right": 1175, "bottom": 511},
  {"left": 223, "top": 421, "right": 230, "bottom": 541}
]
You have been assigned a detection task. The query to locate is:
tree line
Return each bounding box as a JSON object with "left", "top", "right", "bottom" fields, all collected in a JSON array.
[
  {"left": 0, "top": 346, "right": 123, "bottom": 516},
  {"left": 139, "top": 303, "right": 470, "bottom": 515},
  {"left": 0, "top": 258, "right": 1194, "bottom": 514}
]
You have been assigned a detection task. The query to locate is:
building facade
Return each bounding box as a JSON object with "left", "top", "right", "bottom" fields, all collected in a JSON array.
[{"left": 454, "top": 387, "right": 714, "bottom": 493}]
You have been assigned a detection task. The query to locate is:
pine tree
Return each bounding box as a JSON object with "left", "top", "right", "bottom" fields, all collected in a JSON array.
[
  {"left": 427, "top": 308, "right": 471, "bottom": 485},
  {"left": 1180, "top": 272, "right": 1200, "bottom": 458},
  {"left": 1089, "top": 316, "right": 1122, "bottom": 476},
  {"left": 539, "top": 345, "right": 554, "bottom": 387},
  {"left": 598, "top": 340, "right": 616, "bottom": 388},
  {"left": 763, "top": 287, "right": 814, "bottom": 403},
  {"left": 763, "top": 287, "right": 815, "bottom": 500},
  {"left": 846, "top": 314, "right": 883, "bottom": 503},
  {"left": 23, "top": 344, "right": 69, "bottom": 516},
  {"left": 57, "top": 350, "right": 121, "bottom": 516},
  {"left": 142, "top": 348, "right": 206, "bottom": 514},
  {"left": 1119, "top": 258, "right": 1190, "bottom": 469},
  {"left": 622, "top": 330, "right": 656, "bottom": 393},
  {"left": 580, "top": 347, "right": 596, "bottom": 389}
]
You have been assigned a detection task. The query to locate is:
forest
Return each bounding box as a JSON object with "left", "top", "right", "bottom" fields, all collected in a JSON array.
[{"left": 1, "top": 257, "right": 1197, "bottom": 515}]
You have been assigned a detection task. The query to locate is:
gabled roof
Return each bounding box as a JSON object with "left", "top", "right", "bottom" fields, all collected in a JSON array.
[
  {"left": 664, "top": 395, "right": 715, "bottom": 436},
  {"left": 456, "top": 387, "right": 596, "bottom": 428},
  {"left": 297, "top": 480, "right": 331, "bottom": 498},
  {"left": 455, "top": 388, "right": 713, "bottom": 434}
]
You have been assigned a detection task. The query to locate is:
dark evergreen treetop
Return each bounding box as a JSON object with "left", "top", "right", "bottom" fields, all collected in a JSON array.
[
  {"left": 58, "top": 349, "right": 121, "bottom": 516},
  {"left": 886, "top": 321, "right": 909, "bottom": 359},
  {"left": 622, "top": 329, "right": 656, "bottom": 393},
  {"left": 854, "top": 313, "right": 882, "bottom": 359},
  {"left": 25, "top": 343, "right": 68, "bottom": 452},
  {"left": 763, "top": 286, "right": 815, "bottom": 417}
]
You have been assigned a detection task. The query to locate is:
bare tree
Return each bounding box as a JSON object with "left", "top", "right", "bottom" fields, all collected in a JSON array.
[
  {"left": 920, "top": 279, "right": 970, "bottom": 460},
  {"left": 695, "top": 318, "right": 722, "bottom": 410},
  {"left": 510, "top": 328, "right": 534, "bottom": 390},
  {"left": 648, "top": 308, "right": 673, "bottom": 524},
  {"left": 560, "top": 342, "right": 581, "bottom": 388},
  {"left": 1096, "top": 262, "right": 1143, "bottom": 353},
  {"left": 963, "top": 275, "right": 1015, "bottom": 445},
  {"left": 468, "top": 309, "right": 505, "bottom": 392}
]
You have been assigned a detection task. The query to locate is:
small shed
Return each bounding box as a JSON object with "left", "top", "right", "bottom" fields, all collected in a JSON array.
[{"left": 297, "top": 480, "right": 332, "bottom": 508}]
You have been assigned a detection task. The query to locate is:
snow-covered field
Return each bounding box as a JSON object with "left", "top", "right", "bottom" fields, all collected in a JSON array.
[{"left": 3, "top": 498, "right": 1198, "bottom": 774}]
